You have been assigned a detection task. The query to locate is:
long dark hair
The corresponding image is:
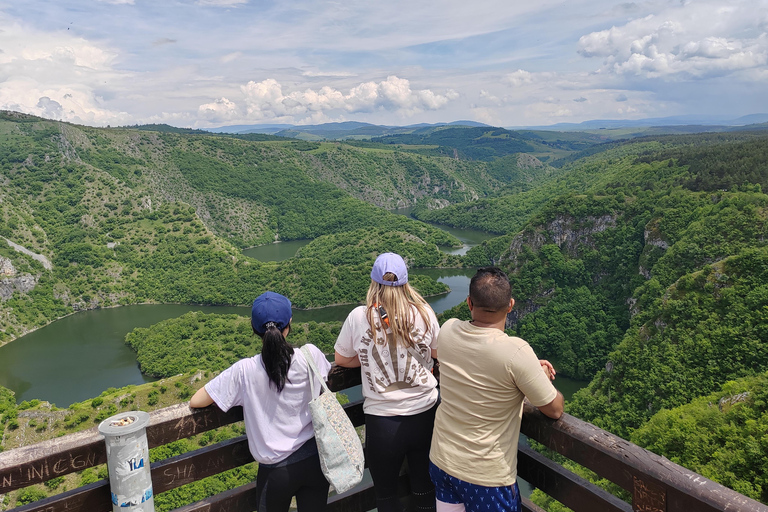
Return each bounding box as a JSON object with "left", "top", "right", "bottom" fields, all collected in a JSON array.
[{"left": 259, "top": 323, "right": 293, "bottom": 392}]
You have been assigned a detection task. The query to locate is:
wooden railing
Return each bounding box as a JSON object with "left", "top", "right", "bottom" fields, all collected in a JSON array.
[{"left": 1, "top": 366, "right": 766, "bottom": 512}]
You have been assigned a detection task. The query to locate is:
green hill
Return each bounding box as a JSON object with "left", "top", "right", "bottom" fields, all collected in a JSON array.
[
  {"left": 631, "top": 372, "right": 768, "bottom": 503},
  {"left": 0, "top": 111, "right": 471, "bottom": 342},
  {"left": 458, "top": 131, "right": 768, "bottom": 506},
  {"left": 371, "top": 125, "right": 597, "bottom": 163},
  {"left": 2, "top": 110, "right": 768, "bottom": 506}
]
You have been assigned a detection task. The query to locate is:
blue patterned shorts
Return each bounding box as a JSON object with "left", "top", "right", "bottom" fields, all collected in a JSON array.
[{"left": 429, "top": 461, "right": 521, "bottom": 512}]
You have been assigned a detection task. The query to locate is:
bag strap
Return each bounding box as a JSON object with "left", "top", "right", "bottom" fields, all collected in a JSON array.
[
  {"left": 374, "top": 303, "right": 432, "bottom": 371},
  {"left": 299, "top": 345, "right": 332, "bottom": 398},
  {"left": 406, "top": 345, "right": 432, "bottom": 371}
]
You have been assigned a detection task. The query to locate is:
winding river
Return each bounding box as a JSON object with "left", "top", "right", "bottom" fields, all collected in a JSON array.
[{"left": 0, "top": 215, "right": 584, "bottom": 410}]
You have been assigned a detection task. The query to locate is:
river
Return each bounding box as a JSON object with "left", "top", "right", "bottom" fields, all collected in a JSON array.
[
  {"left": 241, "top": 207, "right": 497, "bottom": 261},
  {"left": 0, "top": 215, "right": 588, "bottom": 505},
  {"left": 0, "top": 272, "right": 477, "bottom": 407},
  {"left": 0, "top": 215, "right": 585, "bottom": 410}
]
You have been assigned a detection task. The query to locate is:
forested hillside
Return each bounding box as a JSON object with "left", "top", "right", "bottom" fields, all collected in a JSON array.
[
  {"left": 415, "top": 129, "right": 768, "bottom": 505},
  {"left": 371, "top": 125, "right": 606, "bottom": 162},
  {"left": 2, "top": 111, "right": 486, "bottom": 342},
  {"left": 2, "top": 110, "right": 768, "bottom": 507},
  {"left": 458, "top": 131, "right": 768, "bottom": 506}
]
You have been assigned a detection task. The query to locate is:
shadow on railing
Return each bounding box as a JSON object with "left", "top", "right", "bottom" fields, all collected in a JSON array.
[{"left": 1, "top": 365, "right": 767, "bottom": 512}]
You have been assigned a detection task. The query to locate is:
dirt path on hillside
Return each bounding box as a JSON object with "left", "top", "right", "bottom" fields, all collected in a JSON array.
[{"left": 3, "top": 237, "right": 52, "bottom": 270}]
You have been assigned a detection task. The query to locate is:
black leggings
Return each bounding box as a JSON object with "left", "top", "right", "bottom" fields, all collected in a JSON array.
[
  {"left": 255, "top": 439, "right": 330, "bottom": 512},
  {"left": 365, "top": 403, "right": 438, "bottom": 512}
]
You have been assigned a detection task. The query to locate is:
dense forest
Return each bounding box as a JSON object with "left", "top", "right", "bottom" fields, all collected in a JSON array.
[
  {"left": 432, "top": 130, "right": 768, "bottom": 506},
  {"left": 1, "top": 110, "right": 768, "bottom": 509},
  {"left": 0, "top": 111, "right": 478, "bottom": 342}
]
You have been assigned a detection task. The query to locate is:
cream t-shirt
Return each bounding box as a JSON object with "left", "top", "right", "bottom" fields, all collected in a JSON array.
[
  {"left": 430, "top": 318, "right": 557, "bottom": 486},
  {"left": 335, "top": 305, "right": 439, "bottom": 416}
]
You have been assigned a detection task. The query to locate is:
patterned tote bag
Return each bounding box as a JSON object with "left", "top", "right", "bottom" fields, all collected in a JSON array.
[{"left": 300, "top": 346, "right": 365, "bottom": 494}]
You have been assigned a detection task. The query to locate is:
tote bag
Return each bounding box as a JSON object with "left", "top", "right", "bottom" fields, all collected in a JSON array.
[{"left": 300, "top": 346, "right": 365, "bottom": 494}]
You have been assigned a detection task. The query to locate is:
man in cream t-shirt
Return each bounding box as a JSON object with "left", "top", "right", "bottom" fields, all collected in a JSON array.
[{"left": 429, "top": 267, "right": 564, "bottom": 512}]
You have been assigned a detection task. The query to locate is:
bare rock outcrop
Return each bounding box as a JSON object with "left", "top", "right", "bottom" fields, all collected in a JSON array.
[
  {"left": 501, "top": 213, "right": 618, "bottom": 328},
  {"left": 0, "top": 272, "right": 38, "bottom": 300},
  {"left": 505, "top": 213, "right": 618, "bottom": 266}
]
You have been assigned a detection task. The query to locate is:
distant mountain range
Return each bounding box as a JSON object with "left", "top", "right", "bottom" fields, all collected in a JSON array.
[
  {"left": 204, "top": 120, "right": 490, "bottom": 139},
  {"left": 509, "top": 113, "right": 768, "bottom": 131},
  {"left": 202, "top": 115, "right": 768, "bottom": 141}
]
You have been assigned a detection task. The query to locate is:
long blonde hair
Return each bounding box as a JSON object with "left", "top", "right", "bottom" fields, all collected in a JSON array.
[{"left": 365, "top": 273, "right": 433, "bottom": 348}]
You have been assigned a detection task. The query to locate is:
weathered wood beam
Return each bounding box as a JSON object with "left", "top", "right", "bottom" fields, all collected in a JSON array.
[
  {"left": 169, "top": 481, "right": 258, "bottom": 512},
  {"left": 0, "top": 403, "right": 241, "bottom": 493},
  {"left": 520, "top": 404, "right": 768, "bottom": 512},
  {"left": 0, "top": 395, "right": 362, "bottom": 494},
  {"left": 518, "top": 443, "right": 632, "bottom": 512},
  {"left": 11, "top": 480, "right": 111, "bottom": 512},
  {"left": 327, "top": 364, "right": 363, "bottom": 393},
  {"left": 522, "top": 496, "right": 548, "bottom": 512},
  {"left": 0, "top": 428, "right": 106, "bottom": 495},
  {"left": 327, "top": 480, "right": 378, "bottom": 512}
]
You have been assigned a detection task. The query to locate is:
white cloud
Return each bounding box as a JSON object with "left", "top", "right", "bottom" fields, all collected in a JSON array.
[
  {"left": 35, "top": 97, "right": 64, "bottom": 118},
  {"left": 504, "top": 70, "right": 534, "bottom": 87},
  {"left": 221, "top": 52, "right": 243, "bottom": 63},
  {"left": 577, "top": 0, "right": 768, "bottom": 79},
  {"left": 226, "top": 76, "right": 456, "bottom": 123},
  {"left": 196, "top": 0, "right": 248, "bottom": 6},
  {"left": 0, "top": 13, "right": 133, "bottom": 126},
  {"left": 2, "top": 0, "right": 766, "bottom": 128},
  {"left": 198, "top": 97, "right": 240, "bottom": 120},
  {"left": 301, "top": 70, "right": 357, "bottom": 78},
  {"left": 153, "top": 38, "right": 177, "bottom": 47},
  {"left": 0, "top": 78, "right": 132, "bottom": 125},
  {"left": 479, "top": 90, "right": 502, "bottom": 105}
]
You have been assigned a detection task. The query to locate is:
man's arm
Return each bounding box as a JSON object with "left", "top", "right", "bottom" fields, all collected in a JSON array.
[
  {"left": 540, "top": 359, "right": 556, "bottom": 380},
  {"left": 537, "top": 390, "right": 564, "bottom": 419}
]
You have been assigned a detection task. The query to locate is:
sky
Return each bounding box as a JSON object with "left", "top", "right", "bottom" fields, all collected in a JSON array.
[{"left": 1, "top": 0, "right": 767, "bottom": 129}]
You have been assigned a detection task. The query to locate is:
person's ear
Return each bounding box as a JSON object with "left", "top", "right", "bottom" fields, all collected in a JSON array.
[
  {"left": 507, "top": 298, "right": 515, "bottom": 313},
  {"left": 466, "top": 296, "right": 473, "bottom": 310}
]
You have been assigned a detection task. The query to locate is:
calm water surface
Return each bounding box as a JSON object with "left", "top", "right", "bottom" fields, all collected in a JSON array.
[
  {"left": 0, "top": 268, "right": 482, "bottom": 406},
  {"left": 0, "top": 216, "right": 586, "bottom": 413},
  {"left": 241, "top": 239, "right": 310, "bottom": 261},
  {"left": 242, "top": 207, "right": 495, "bottom": 262}
]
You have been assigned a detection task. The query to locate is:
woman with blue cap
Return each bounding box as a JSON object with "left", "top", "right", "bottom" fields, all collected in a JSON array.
[
  {"left": 191, "top": 291, "right": 331, "bottom": 512},
  {"left": 335, "top": 253, "right": 440, "bottom": 512}
]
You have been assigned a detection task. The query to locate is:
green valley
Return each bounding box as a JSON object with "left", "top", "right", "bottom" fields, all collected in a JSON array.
[{"left": 2, "top": 110, "right": 768, "bottom": 508}]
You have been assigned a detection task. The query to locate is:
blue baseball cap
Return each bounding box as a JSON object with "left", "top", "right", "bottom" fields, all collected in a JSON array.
[
  {"left": 251, "top": 291, "right": 292, "bottom": 335},
  {"left": 370, "top": 252, "right": 408, "bottom": 286}
]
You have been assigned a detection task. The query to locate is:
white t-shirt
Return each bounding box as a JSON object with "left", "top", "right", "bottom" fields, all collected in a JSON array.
[
  {"left": 204, "top": 344, "right": 331, "bottom": 464},
  {"left": 334, "top": 305, "right": 439, "bottom": 416}
]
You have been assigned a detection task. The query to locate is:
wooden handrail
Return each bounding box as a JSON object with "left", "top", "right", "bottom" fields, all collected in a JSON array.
[
  {"left": 1, "top": 365, "right": 766, "bottom": 512},
  {"left": 520, "top": 403, "right": 768, "bottom": 512}
]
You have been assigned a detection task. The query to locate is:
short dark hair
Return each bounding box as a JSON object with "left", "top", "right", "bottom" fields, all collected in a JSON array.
[{"left": 469, "top": 267, "right": 512, "bottom": 311}]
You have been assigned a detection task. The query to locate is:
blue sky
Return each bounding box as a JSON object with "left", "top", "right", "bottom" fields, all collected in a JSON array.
[{"left": 1, "top": 0, "right": 766, "bottom": 128}]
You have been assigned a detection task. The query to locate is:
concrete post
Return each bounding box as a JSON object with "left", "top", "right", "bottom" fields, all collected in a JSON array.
[{"left": 98, "top": 411, "right": 155, "bottom": 512}]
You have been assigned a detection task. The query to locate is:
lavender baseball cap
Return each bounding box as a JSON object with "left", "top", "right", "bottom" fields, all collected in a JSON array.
[{"left": 370, "top": 253, "right": 408, "bottom": 286}]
